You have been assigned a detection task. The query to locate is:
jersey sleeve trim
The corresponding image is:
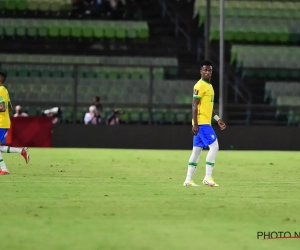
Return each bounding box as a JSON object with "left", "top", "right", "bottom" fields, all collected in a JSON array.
[
  {"left": 0, "top": 96, "right": 5, "bottom": 103},
  {"left": 193, "top": 95, "right": 201, "bottom": 99}
]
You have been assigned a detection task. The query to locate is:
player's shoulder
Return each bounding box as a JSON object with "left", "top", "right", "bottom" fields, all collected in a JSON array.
[
  {"left": 194, "top": 79, "right": 203, "bottom": 88},
  {"left": 0, "top": 86, "right": 9, "bottom": 97},
  {"left": 195, "top": 79, "right": 210, "bottom": 89},
  {"left": 0, "top": 86, "right": 6, "bottom": 92}
]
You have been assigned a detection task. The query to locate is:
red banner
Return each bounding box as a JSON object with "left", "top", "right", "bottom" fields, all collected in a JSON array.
[{"left": 6, "top": 117, "right": 53, "bottom": 147}]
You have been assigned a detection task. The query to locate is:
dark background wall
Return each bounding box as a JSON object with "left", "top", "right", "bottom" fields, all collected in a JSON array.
[{"left": 53, "top": 125, "right": 300, "bottom": 150}]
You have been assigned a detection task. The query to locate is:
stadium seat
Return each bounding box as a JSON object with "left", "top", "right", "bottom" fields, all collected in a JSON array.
[
  {"left": 264, "top": 82, "right": 300, "bottom": 103},
  {"left": 153, "top": 80, "right": 193, "bottom": 104},
  {"left": 77, "top": 79, "right": 150, "bottom": 104},
  {"left": 0, "top": 54, "right": 178, "bottom": 67},
  {"left": 1, "top": 64, "right": 168, "bottom": 81},
  {"left": 276, "top": 96, "right": 300, "bottom": 107},
  {"left": 0, "top": 18, "right": 150, "bottom": 40},
  {"left": 0, "top": 0, "right": 73, "bottom": 14},
  {"left": 194, "top": 0, "right": 300, "bottom": 43},
  {"left": 6, "top": 77, "right": 74, "bottom": 102},
  {"left": 210, "top": 17, "right": 293, "bottom": 43},
  {"left": 230, "top": 45, "right": 300, "bottom": 79},
  {"left": 195, "top": 0, "right": 300, "bottom": 24},
  {"left": 0, "top": 54, "right": 178, "bottom": 82},
  {"left": 6, "top": 77, "right": 192, "bottom": 112}
]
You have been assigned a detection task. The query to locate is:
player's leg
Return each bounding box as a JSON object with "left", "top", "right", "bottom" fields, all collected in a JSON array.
[
  {"left": 0, "top": 152, "right": 10, "bottom": 175},
  {"left": 183, "top": 147, "right": 202, "bottom": 186},
  {"left": 0, "top": 145, "right": 30, "bottom": 163},
  {"left": 203, "top": 139, "right": 219, "bottom": 186},
  {"left": 0, "top": 129, "right": 10, "bottom": 174},
  {"left": 183, "top": 129, "right": 204, "bottom": 186},
  {"left": 200, "top": 125, "right": 220, "bottom": 187},
  {"left": 0, "top": 130, "right": 29, "bottom": 163}
]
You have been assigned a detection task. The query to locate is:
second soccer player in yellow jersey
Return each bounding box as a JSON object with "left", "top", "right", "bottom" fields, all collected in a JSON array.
[
  {"left": 183, "top": 61, "right": 226, "bottom": 187},
  {"left": 0, "top": 71, "right": 30, "bottom": 175}
]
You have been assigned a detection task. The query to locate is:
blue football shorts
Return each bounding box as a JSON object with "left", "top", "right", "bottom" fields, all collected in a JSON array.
[
  {"left": 193, "top": 124, "right": 217, "bottom": 149},
  {"left": 0, "top": 128, "right": 8, "bottom": 144}
]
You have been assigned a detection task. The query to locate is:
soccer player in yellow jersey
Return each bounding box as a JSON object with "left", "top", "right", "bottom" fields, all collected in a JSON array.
[
  {"left": 0, "top": 71, "right": 29, "bottom": 175},
  {"left": 183, "top": 61, "right": 226, "bottom": 187}
]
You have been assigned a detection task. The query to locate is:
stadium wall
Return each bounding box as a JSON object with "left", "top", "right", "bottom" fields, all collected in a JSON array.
[{"left": 53, "top": 125, "right": 300, "bottom": 150}]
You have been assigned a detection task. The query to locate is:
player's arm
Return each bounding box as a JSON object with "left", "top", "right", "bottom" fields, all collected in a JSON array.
[
  {"left": 212, "top": 110, "right": 217, "bottom": 117},
  {"left": 7, "top": 91, "right": 12, "bottom": 112},
  {"left": 0, "top": 101, "right": 6, "bottom": 112},
  {"left": 212, "top": 110, "right": 226, "bottom": 130},
  {"left": 192, "top": 87, "right": 201, "bottom": 135},
  {"left": 0, "top": 90, "right": 6, "bottom": 112},
  {"left": 8, "top": 101, "right": 13, "bottom": 112},
  {"left": 192, "top": 97, "right": 200, "bottom": 124}
]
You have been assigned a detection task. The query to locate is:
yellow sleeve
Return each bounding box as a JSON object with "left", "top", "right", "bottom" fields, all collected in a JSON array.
[
  {"left": 193, "top": 83, "right": 205, "bottom": 99},
  {"left": 0, "top": 89, "right": 5, "bottom": 103}
]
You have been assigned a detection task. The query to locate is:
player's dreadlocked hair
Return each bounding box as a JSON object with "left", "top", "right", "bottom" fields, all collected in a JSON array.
[
  {"left": 0, "top": 71, "right": 7, "bottom": 83},
  {"left": 200, "top": 60, "right": 213, "bottom": 68}
]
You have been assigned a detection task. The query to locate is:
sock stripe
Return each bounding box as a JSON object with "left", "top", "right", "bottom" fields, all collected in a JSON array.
[
  {"left": 7, "top": 146, "right": 10, "bottom": 153},
  {"left": 188, "top": 162, "right": 197, "bottom": 167},
  {"left": 0, "top": 159, "right": 3, "bottom": 162},
  {"left": 206, "top": 161, "right": 215, "bottom": 166}
]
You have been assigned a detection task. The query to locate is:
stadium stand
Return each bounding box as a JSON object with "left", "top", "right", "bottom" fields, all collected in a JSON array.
[
  {"left": 0, "top": 54, "right": 177, "bottom": 67},
  {"left": 194, "top": 0, "right": 300, "bottom": 43},
  {"left": 209, "top": 18, "right": 299, "bottom": 43},
  {"left": 264, "top": 81, "right": 300, "bottom": 126},
  {"left": 6, "top": 76, "right": 192, "bottom": 124},
  {"left": 0, "top": 0, "right": 72, "bottom": 13},
  {"left": 6, "top": 78, "right": 191, "bottom": 104},
  {"left": 193, "top": 0, "right": 300, "bottom": 126},
  {"left": 1, "top": 0, "right": 299, "bottom": 125},
  {"left": 0, "top": 0, "right": 133, "bottom": 19},
  {"left": 1, "top": 51, "right": 182, "bottom": 124},
  {"left": 0, "top": 0, "right": 191, "bottom": 125},
  {"left": 231, "top": 45, "right": 300, "bottom": 79},
  {"left": 194, "top": 0, "right": 300, "bottom": 18},
  {"left": 0, "top": 54, "right": 178, "bottom": 81},
  {"left": 265, "top": 82, "right": 300, "bottom": 103},
  {"left": 0, "top": 19, "right": 149, "bottom": 40}
]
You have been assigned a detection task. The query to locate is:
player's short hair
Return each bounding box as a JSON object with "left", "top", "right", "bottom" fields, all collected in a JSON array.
[
  {"left": 200, "top": 60, "right": 213, "bottom": 69},
  {"left": 0, "top": 71, "right": 7, "bottom": 83},
  {"left": 94, "top": 96, "right": 100, "bottom": 102}
]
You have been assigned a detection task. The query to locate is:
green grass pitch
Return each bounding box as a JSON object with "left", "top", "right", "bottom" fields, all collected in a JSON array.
[{"left": 0, "top": 149, "right": 300, "bottom": 250}]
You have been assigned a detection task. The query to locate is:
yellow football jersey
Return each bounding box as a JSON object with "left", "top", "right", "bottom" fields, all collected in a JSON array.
[
  {"left": 192, "top": 78, "right": 214, "bottom": 125},
  {"left": 0, "top": 86, "right": 11, "bottom": 128}
]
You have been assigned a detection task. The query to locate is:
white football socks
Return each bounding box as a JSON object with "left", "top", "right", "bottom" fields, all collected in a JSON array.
[
  {"left": 0, "top": 146, "right": 22, "bottom": 154},
  {"left": 0, "top": 152, "right": 9, "bottom": 172},
  {"left": 185, "top": 147, "right": 202, "bottom": 182},
  {"left": 205, "top": 139, "right": 219, "bottom": 179}
]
